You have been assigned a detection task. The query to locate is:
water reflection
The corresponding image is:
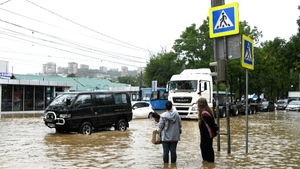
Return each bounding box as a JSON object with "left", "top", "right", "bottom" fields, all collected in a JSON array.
[{"left": 0, "top": 111, "right": 299, "bottom": 168}]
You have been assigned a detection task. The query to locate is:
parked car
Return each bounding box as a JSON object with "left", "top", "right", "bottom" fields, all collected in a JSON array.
[
  {"left": 276, "top": 99, "right": 289, "bottom": 110},
  {"left": 258, "top": 101, "right": 275, "bottom": 112},
  {"left": 132, "top": 101, "right": 154, "bottom": 119},
  {"left": 286, "top": 101, "right": 300, "bottom": 112},
  {"left": 44, "top": 91, "right": 132, "bottom": 135}
]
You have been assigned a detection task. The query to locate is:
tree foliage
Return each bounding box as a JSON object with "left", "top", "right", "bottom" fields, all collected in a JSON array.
[{"left": 143, "top": 51, "right": 184, "bottom": 87}]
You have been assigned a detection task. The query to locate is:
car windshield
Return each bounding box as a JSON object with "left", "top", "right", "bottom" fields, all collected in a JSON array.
[
  {"left": 289, "top": 101, "right": 300, "bottom": 105},
  {"left": 49, "top": 93, "right": 77, "bottom": 106},
  {"left": 262, "top": 101, "right": 269, "bottom": 105},
  {"left": 277, "top": 100, "right": 287, "bottom": 104},
  {"left": 169, "top": 80, "right": 197, "bottom": 92}
]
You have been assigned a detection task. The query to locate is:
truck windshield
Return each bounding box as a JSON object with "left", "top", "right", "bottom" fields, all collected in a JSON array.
[
  {"left": 169, "top": 80, "right": 197, "bottom": 92},
  {"left": 49, "top": 93, "right": 77, "bottom": 106}
]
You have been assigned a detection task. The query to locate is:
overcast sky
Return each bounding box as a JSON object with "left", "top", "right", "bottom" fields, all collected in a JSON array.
[{"left": 0, "top": 0, "right": 299, "bottom": 74}]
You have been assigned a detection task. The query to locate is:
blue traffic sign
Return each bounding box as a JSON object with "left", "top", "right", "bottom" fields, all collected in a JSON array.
[
  {"left": 242, "top": 35, "right": 254, "bottom": 70},
  {"left": 209, "top": 2, "right": 239, "bottom": 38}
]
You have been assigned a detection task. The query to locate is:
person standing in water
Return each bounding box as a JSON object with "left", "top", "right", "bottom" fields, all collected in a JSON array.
[
  {"left": 197, "top": 98, "right": 216, "bottom": 163},
  {"left": 158, "top": 101, "right": 182, "bottom": 163}
]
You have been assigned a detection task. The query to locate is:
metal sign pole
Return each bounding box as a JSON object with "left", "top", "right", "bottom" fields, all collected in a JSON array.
[
  {"left": 246, "top": 69, "right": 249, "bottom": 153},
  {"left": 224, "top": 36, "right": 231, "bottom": 154}
]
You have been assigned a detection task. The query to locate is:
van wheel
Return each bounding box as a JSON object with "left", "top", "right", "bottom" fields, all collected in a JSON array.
[
  {"left": 79, "top": 122, "right": 93, "bottom": 135},
  {"left": 116, "top": 119, "right": 127, "bottom": 131}
]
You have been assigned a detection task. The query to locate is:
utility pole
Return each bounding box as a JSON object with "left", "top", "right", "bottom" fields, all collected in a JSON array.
[{"left": 211, "top": 0, "right": 225, "bottom": 152}]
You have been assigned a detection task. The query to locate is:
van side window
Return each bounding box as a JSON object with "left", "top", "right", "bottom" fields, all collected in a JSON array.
[
  {"left": 95, "top": 94, "right": 113, "bottom": 106},
  {"left": 74, "top": 94, "right": 92, "bottom": 108},
  {"left": 114, "top": 93, "right": 127, "bottom": 105}
]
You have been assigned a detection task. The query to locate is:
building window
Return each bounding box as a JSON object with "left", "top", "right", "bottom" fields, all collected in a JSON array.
[
  {"left": 35, "top": 86, "right": 44, "bottom": 110},
  {"left": 1, "top": 85, "right": 12, "bottom": 111},
  {"left": 45, "top": 87, "right": 54, "bottom": 107},
  {"left": 25, "top": 86, "right": 34, "bottom": 111},
  {"left": 13, "top": 86, "right": 23, "bottom": 111}
]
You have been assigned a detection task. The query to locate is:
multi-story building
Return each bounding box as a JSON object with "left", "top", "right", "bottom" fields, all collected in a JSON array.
[
  {"left": 137, "top": 67, "right": 144, "bottom": 75},
  {"left": 80, "top": 64, "right": 89, "bottom": 70},
  {"left": 42, "top": 62, "right": 56, "bottom": 75},
  {"left": 0, "top": 60, "right": 9, "bottom": 73},
  {"left": 99, "top": 66, "right": 107, "bottom": 73},
  {"left": 121, "top": 66, "right": 128, "bottom": 77},
  {"left": 68, "top": 62, "right": 78, "bottom": 74}
]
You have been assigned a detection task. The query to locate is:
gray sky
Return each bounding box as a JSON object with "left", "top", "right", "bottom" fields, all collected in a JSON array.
[{"left": 0, "top": 0, "right": 299, "bottom": 74}]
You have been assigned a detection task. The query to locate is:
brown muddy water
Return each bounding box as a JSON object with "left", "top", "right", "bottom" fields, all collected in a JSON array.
[{"left": 0, "top": 110, "right": 299, "bottom": 169}]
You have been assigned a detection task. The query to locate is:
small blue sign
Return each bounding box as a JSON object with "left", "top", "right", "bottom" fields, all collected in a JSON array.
[{"left": 0, "top": 72, "right": 12, "bottom": 79}]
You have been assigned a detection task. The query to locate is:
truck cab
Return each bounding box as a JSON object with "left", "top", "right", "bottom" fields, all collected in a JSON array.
[{"left": 167, "top": 68, "right": 213, "bottom": 119}]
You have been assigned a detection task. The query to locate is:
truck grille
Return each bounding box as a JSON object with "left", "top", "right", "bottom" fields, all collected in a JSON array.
[{"left": 173, "top": 97, "right": 192, "bottom": 103}]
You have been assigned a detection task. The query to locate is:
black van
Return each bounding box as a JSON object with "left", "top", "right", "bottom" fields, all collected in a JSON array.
[{"left": 43, "top": 91, "right": 132, "bottom": 135}]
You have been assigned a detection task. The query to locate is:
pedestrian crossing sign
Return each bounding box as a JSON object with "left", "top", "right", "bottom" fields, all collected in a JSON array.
[
  {"left": 209, "top": 2, "right": 239, "bottom": 38},
  {"left": 242, "top": 35, "right": 254, "bottom": 70}
]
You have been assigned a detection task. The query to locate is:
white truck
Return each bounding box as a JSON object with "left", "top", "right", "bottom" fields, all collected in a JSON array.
[
  {"left": 167, "top": 68, "right": 213, "bottom": 119},
  {"left": 288, "top": 91, "right": 300, "bottom": 99}
]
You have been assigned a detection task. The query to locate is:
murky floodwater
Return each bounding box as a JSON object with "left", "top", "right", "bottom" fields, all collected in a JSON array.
[{"left": 0, "top": 110, "right": 299, "bottom": 168}]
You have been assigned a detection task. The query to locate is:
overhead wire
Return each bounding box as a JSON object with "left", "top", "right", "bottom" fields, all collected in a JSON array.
[
  {"left": 0, "top": 18, "right": 149, "bottom": 62},
  {"left": 25, "top": 0, "right": 154, "bottom": 53},
  {"left": 0, "top": 7, "right": 152, "bottom": 56},
  {"left": 0, "top": 25, "right": 147, "bottom": 63},
  {"left": 0, "top": 30, "right": 142, "bottom": 67},
  {"left": 0, "top": 19, "right": 148, "bottom": 66}
]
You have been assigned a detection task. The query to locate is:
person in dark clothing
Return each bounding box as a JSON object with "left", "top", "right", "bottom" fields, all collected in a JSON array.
[{"left": 197, "top": 98, "right": 216, "bottom": 163}]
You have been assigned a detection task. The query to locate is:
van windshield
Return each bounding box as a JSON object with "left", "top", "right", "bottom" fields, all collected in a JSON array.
[
  {"left": 49, "top": 93, "right": 77, "bottom": 106},
  {"left": 169, "top": 80, "right": 197, "bottom": 92}
]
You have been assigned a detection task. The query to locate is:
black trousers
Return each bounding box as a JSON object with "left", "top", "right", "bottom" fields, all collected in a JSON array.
[{"left": 200, "top": 134, "right": 215, "bottom": 162}]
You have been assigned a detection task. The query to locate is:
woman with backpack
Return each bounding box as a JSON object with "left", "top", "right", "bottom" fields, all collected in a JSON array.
[{"left": 197, "top": 98, "right": 216, "bottom": 163}]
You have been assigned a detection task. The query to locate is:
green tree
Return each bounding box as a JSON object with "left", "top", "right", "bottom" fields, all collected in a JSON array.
[
  {"left": 144, "top": 51, "right": 184, "bottom": 87},
  {"left": 117, "top": 75, "right": 139, "bottom": 86},
  {"left": 67, "top": 73, "right": 76, "bottom": 77},
  {"left": 173, "top": 18, "right": 213, "bottom": 69}
]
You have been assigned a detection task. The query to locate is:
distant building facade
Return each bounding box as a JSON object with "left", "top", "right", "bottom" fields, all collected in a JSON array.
[
  {"left": 0, "top": 60, "right": 9, "bottom": 73},
  {"left": 121, "top": 66, "right": 128, "bottom": 77},
  {"left": 68, "top": 62, "right": 78, "bottom": 74},
  {"left": 80, "top": 64, "right": 89, "bottom": 69},
  {"left": 137, "top": 67, "right": 144, "bottom": 75},
  {"left": 43, "top": 62, "right": 56, "bottom": 75},
  {"left": 99, "top": 66, "right": 107, "bottom": 73}
]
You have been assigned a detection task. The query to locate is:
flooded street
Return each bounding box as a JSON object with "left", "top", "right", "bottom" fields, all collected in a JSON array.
[{"left": 0, "top": 110, "right": 299, "bottom": 168}]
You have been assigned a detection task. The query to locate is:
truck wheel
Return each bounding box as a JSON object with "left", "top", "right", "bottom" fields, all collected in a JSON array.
[
  {"left": 221, "top": 109, "right": 226, "bottom": 118},
  {"left": 233, "top": 108, "right": 239, "bottom": 116},
  {"left": 79, "top": 122, "right": 93, "bottom": 135},
  {"left": 252, "top": 107, "right": 257, "bottom": 114},
  {"left": 116, "top": 119, "right": 127, "bottom": 131}
]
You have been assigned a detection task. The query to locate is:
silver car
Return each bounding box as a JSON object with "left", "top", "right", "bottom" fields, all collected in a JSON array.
[{"left": 286, "top": 101, "right": 300, "bottom": 112}]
